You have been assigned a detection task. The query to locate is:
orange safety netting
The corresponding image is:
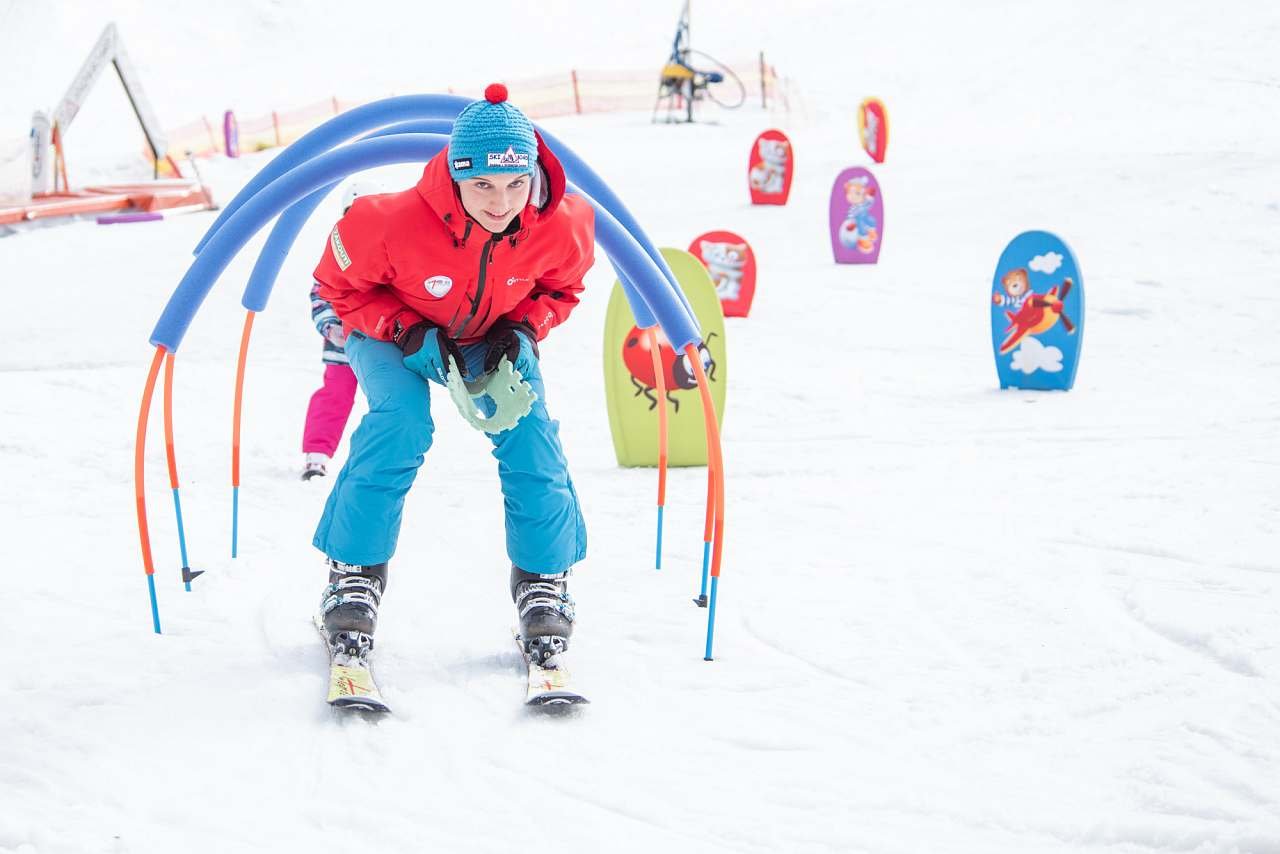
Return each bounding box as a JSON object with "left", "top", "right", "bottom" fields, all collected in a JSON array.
[{"left": 149, "top": 57, "right": 789, "bottom": 166}]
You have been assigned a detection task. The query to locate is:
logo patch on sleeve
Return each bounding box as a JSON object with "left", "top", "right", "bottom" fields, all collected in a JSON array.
[
  {"left": 329, "top": 226, "right": 352, "bottom": 271},
  {"left": 487, "top": 146, "right": 529, "bottom": 168},
  {"left": 452, "top": 157, "right": 473, "bottom": 171}
]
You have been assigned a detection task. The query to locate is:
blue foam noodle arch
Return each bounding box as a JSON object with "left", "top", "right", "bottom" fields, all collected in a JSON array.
[
  {"left": 239, "top": 127, "right": 662, "bottom": 332},
  {"left": 195, "top": 95, "right": 694, "bottom": 326},
  {"left": 194, "top": 96, "right": 472, "bottom": 255},
  {"left": 241, "top": 119, "right": 456, "bottom": 312},
  {"left": 151, "top": 135, "right": 695, "bottom": 353}
]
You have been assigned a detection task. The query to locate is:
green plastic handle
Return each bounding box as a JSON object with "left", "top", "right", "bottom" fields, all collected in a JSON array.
[{"left": 445, "top": 356, "right": 537, "bottom": 434}]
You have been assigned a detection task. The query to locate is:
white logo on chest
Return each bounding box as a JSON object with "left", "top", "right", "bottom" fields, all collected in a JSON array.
[{"left": 423, "top": 275, "right": 453, "bottom": 298}]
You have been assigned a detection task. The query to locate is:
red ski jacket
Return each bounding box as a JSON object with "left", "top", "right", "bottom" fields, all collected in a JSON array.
[{"left": 314, "top": 133, "right": 595, "bottom": 345}]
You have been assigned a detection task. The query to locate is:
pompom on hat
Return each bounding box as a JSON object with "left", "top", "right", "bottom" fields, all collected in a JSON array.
[{"left": 448, "top": 83, "right": 538, "bottom": 182}]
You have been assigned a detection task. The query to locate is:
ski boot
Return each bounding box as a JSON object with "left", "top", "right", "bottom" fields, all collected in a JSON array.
[
  {"left": 301, "top": 452, "right": 331, "bottom": 481},
  {"left": 511, "top": 565, "right": 575, "bottom": 664},
  {"left": 319, "top": 559, "right": 387, "bottom": 660}
]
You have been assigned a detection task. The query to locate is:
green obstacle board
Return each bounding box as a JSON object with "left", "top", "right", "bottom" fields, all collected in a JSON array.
[{"left": 603, "top": 247, "right": 727, "bottom": 467}]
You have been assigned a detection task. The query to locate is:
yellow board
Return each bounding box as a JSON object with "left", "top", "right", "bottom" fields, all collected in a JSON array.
[{"left": 602, "top": 248, "right": 727, "bottom": 467}]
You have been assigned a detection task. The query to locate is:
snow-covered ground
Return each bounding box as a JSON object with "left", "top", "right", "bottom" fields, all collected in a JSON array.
[{"left": 3, "top": 2, "right": 1279, "bottom": 852}]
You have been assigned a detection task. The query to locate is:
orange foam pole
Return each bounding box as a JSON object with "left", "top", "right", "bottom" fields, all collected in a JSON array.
[
  {"left": 686, "top": 348, "right": 727, "bottom": 573},
  {"left": 692, "top": 345, "right": 717, "bottom": 604},
  {"left": 687, "top": 344, "right": 726, "bottom": 660},
  {"left": 163, "top": 353, "right": 195, "bottom": 591},
  {"left": 647, "top": 328, "right": 670, "bottom": 570},
  {"left": 647, "top": 328, "right": 669, "bottom": 506},
  {"left": 163, "top": 353, "right": 179, "bottom": 490},
  {"left": 134, "top": 346, "right": 166, "bottom": 633},
  {"left": 232, "top": 311, "right": 255, "bottom": 489},
  {"left": 231, "top": 311, "right": 255, "bottom": 558},
  {"left": 686, "top": 344, "right": 725, "bottom": 571}
]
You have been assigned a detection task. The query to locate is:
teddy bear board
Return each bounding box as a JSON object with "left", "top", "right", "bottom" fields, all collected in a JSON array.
[
  {"left": 829, "top": 167, "right": 884, "bottom": 264},
  {"left": 990, "top": 230, "right": 1085, "bottom": 391}
]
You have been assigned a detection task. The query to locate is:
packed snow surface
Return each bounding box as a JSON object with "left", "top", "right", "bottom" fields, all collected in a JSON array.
[{"left": 2, "top": 2, "right": 1278, "bottom": 852}]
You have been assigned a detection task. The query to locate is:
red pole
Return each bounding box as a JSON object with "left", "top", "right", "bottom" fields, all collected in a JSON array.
[
  {"left": 232, "top": 311, "right": 256, "bottom": 557},
  {"left": 571, "top": 69, "right": 583, "bottom": 115},
  {"left": 164, "top": 352, "right": 199, "bottom": 591},
  {"left": 332, "top": 95, "right": 341, "bottom": 115},
  {"left": 646, "top": 328, "right": 668, "bottom": 568},
  {"left": 272, "top": 111, "right": 282, "bottom": 148},
  {"left": 163, "top": 353, "right": 179, "bottom": 492},
  {"left": 135, "top": 346, "right": 166, "bottom": 632}
]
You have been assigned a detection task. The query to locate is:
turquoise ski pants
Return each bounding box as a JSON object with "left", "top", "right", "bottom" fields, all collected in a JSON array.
[{"left": 313, "top": 332, "right": 586, "bottom": 573}]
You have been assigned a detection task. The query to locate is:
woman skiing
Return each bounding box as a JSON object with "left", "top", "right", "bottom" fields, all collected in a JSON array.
[{"left": 310, "top": 85, "right": 595, "bottom": 674}]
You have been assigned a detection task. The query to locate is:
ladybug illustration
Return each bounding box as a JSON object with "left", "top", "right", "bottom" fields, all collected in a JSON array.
[{"left": 621, "top": 326, "right": 717, "bottom": 412}]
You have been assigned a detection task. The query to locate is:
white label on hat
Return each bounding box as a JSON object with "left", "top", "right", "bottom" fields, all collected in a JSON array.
[
  {"left": 488, "top": 146, "right": 529, "bottom": 168},
  {"left": 424, "top": 275, "right": 453, "bottom": 298}
]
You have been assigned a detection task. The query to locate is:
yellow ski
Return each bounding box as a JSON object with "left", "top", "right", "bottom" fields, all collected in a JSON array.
[
  {"left": 316, "top": 615, "right": 391, "bottom": 714},
  {"left": 516, "top": 631, "right": 590, "bottom": 709},
  {"left": 326, "top": 663, "right": 388, "bottom": 710}
]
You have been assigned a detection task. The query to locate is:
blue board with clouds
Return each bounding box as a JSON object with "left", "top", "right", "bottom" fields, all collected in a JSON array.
[{"left": 990, "top": 230, "right": 1084, "bottom": 391}]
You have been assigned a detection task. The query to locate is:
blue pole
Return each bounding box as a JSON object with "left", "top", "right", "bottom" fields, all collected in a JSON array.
[
  {"left": 655, "top": 506, "right": 665, "bottom": 570},
  {"left": 172, "top": 488, "right": 192, "bottom": 591},
  {"left": 231, "top": 486, "right": 239, "bottom": 559},
  {"left": 147, "top": 574, "right": 161, "bottom": 634},
  {"left": 704, "top": 576, "right": 719, "bottom": 661},
  {"left": 695, "top": 540, "right": 711, "bottom": 607}
]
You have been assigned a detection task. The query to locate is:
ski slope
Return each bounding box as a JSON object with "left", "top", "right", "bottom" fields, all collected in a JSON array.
[{"left": 2, "top": 2, "right": 1278, "bottom": 852}]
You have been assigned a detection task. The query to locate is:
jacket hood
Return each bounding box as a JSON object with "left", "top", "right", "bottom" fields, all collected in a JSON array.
[{"left": 415, "top": 130, "right": 568, "bottom": 242}]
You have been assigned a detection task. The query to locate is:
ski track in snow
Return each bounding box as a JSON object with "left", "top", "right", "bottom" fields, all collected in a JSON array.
[{"left": 4, "top": 1, "right": 1280, "bottom": 852}]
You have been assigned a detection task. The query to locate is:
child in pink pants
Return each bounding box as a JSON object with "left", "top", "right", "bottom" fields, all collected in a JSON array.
[
  {"left": 301, "top": 282, "right": 357, "bottom": 480},
  {"left": 301, "top": 182, "right": 380, "bottom": 480}
]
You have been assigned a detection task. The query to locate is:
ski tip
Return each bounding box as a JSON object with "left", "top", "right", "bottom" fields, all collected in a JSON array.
[
  {"left": 525, "top": 693, "right": 589, "bottom": 715},
  {"left": 330, "top": 697, "right": 392, "bottom": 715}
]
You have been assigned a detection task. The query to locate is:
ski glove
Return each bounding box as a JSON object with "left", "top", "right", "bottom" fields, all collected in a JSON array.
[
  {"left": 482, "top": 319, "right": 539, "bottom": 374},
  {"left": 394, "top": 320, "right": 465, "bottom": 384}
]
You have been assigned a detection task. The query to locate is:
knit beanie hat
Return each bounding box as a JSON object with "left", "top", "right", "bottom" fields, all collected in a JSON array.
[{"left": 448, "top": 84, "right": 538, "bottom": 182}]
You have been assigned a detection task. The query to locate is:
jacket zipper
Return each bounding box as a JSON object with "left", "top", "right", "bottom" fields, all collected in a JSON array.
[{"left": 454, "top": 234, "right": 499, "bottom": 338}]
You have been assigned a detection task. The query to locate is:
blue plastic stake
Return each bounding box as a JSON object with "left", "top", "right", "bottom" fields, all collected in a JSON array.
[
  {"left": 704, "top": 576, "right": 719, "bottom": 661},
  {"left": 147, "top": 574, "right": 161, "bottom": 634},
  {"left": 171, "top": 488, "right": 192, "bottom": 591},
  {"left": 232, "top": 486, "right": 239, "bottom": 559},
  {"left": 655, "top": 506, "right": 665, "bottom": 570},
  {"left": 697, "top": 540, "right": 711, "bottom": 604}
]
